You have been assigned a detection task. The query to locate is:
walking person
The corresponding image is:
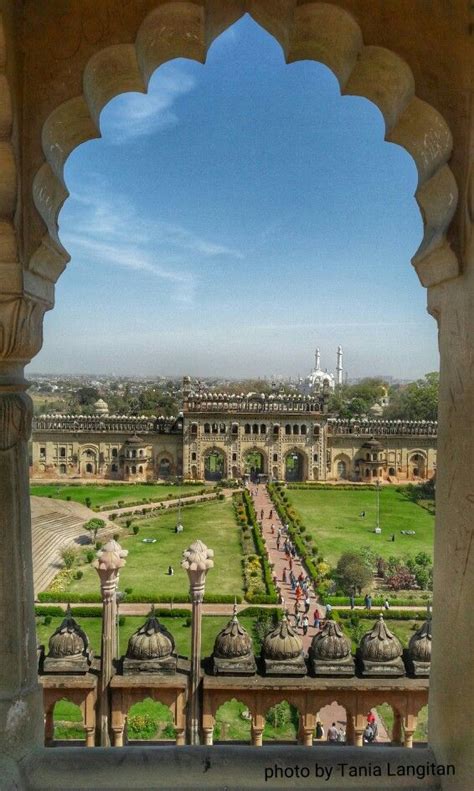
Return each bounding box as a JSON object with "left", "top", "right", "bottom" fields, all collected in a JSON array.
[
  {"left": 304, "top": 595, "right": 311, "bottom": 614},
  {"left": 269, "top": 509, "right": 273, "bottom": 519},
  {"left": 289, "top": 557, "right": 293, "bottom": 571},
  {"left": 350, "top": 593, "right": 355, "bottom": 609},
  {"left": 295, "top": 611, "right": 302, "bottom": 629},
  {"left": 367, "top": 595, "right": 372, "bottom": 611},
  {"left": 276, "top": 536, "right": 281, "bottom": 551},
  {"left": 327, "top": 722, "right": 339, "bottom": 743},
  {"left": 313, "top": 607, "right": 320, "bottom": 630},
  {"left": 282, "top": 567, "right": 288, "bottom": 584},
  {"left": 325, "top": 602, "right": 332, "bottom": 619},
  {"left": 302, "top": 615, "right": 309, "bottom": 635}
]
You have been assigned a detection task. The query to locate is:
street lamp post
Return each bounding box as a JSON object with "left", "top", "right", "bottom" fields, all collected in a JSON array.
[
  {"left": 376, "top": 479, "right": 381, "bottom": 531},
  {"left": 182, "top": 539, "right": 214, "bottom": 745},
  {"left": 94, "top": 539, "right": 128, "bottom": 746}
]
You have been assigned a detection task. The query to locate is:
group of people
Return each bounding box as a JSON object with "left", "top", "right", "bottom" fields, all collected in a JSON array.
[{"left": 320, "top": 710, "right": 378, "bottom": 744}]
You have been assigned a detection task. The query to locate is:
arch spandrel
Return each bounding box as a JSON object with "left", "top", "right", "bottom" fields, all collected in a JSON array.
[{"left": 0, "top": 0, "right": 471, "bottom": 370}]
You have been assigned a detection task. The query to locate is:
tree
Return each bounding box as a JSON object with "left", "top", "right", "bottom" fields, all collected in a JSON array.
[
  {"left": 385, "top": 372, "right": 438, "bottom": 421},
  {"left": 386, "top": 566, "right": 417, "bottom": 590},
  {"left": 335, "top": 551, "right": 373, "bottom": 593},
  {"left": 84, "top": 518, "right": 105, "bottom": 543}
]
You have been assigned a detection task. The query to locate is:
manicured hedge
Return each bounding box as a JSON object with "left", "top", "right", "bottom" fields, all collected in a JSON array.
[
  {"left": 242, "top": 490, "right": 279, "bottom": 604},
  {"left": 320, "top": 595, "right": 431, "bottom": 607},
  {"left": 335, "top": 609, "right": 427, "bottom": 621},
  {"left": 37, "top": 592, "right": 242, "bottom": 604}
]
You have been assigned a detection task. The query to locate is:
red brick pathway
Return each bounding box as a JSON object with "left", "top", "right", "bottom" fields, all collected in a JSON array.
[{"left": 250, "top": 482, "right": 389, "bottom": 744}]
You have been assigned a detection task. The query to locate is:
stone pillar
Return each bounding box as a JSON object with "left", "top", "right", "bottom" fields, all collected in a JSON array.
[
  {"left": 202, "top": 727, "right": 214, "bottom": 745},
  {"left": 392, "top": 711, "right": 403, "bottom": 745},
  {"left": 44, "top": 709, "right": 54, "bottom": 746},
  {"left": 251, "top": 725, "right": 264, "bottom": 746},
  {"left": 175, "top": 727, "right": 186, "bottom": 746},
  {"left": 346, "top": 714, "right": 355, "bottom": 745},
  {"left": 182, "top": 540, "right": 214, "bottom": 745},
  {"left": 94, "top": 540, "right": 128, "bottom": 746},
  {"left": 0, "top": 385, "right": 44, "bottom": 761}
]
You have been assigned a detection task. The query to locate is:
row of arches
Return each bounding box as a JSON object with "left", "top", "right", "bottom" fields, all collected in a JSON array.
[
  {"left": 200, "top": 423, "right": 320, "bottom": 437},
  {"left": 45, "top": 695, "right": 428, "bottom": 747},
  {"left": 333, "top": 451, "right": 430, "bottom": 481},
  {"left": 200, "top": 448, "right": 307, "bottom": 482}
]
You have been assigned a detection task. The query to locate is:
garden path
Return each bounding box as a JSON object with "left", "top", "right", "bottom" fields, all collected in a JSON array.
[{"left": 251, "top": 482, "right": 390, "bottom": 745}]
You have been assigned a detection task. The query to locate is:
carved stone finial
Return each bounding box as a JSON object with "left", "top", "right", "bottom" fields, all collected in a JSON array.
[
  {"left": 309, "top": 619, "right": 355, "bottom": 676},
  {"left": 182, "top": 539, "right": 214, "bottom": 602},
  {"left": 262, "top": 612, "right": 306, "bottom": 676},
  {"left": 359, "top": 614, "right": 405, "bottom": 676},
  {"left": 93, "top": 539, "right": 128, "bottom": 601},
  {"left": 43, "top": 607, "right": 92, "bottom": 674},
  {"left": 123, "top": 611, "right": 177, "bottom": 675}
]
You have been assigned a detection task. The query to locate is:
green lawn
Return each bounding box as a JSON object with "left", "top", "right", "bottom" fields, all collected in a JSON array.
[
  {"left": 48, "top": 499, "right": 244, "bottom": 599},
  {"left": 287, "top": 487, "right": 434, "bottom": 565},
  {"left": 30, "top": 483, "right": 203, "bottom": 510}
]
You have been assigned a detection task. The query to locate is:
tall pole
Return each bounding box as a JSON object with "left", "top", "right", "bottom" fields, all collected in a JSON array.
[
  {"left": 376, "top": 479, "right": 380, "bottom": 531},
  {"left": 182, "top": 540, "right": 214, "bottom": 745},
  {"left": 94, "top": 539, "right": 128, "bottom": 746}
]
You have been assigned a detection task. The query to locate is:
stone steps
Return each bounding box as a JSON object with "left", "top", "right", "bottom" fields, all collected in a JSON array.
[{"left": 32, "top": 510, "right": 90, "bottom": 595}]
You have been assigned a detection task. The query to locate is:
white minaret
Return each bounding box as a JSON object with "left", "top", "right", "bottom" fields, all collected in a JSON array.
[
  {"left": 315, "top": 347, "right": 321, "bottom": 370},
  {"left": 336, "top": 345, "right": 343, "bottom": 386}
]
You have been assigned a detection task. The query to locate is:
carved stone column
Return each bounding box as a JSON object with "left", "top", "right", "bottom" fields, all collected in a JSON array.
[
  {"left": 94, "top": 540, "right": 128, "bottom": 746},
  {"left": 392, "top": 711, "right": 403, "bottom": 745},
  {"left": 182, "top": 539, "right": 214, "bottom": 745},
  {"left": 0, "top": 387, "right": 44, "bottom": 760},
  {"left": 202, "top": 727, "right": 214, "bottom": 745}
]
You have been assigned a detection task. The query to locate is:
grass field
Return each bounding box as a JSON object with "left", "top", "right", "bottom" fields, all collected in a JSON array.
[
  {"left": 51, "top": 499, "right": 245, "bottom": 599},
  {"left": 30, "top": 482, "right": 203, "bottom": 509},
  {"left": 286, "top": 487, "right": 434, "bottom": 565}
]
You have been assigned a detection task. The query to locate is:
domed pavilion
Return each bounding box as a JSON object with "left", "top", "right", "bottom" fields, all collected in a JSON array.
[
  {"left": 407, "top": 613, "right": 432, "bottom": 677},
  {"left": 122, "top": 607, "right": 177, "bottom": 674},
  {"left": 43, "top": 605, "right": 92, "bottom": 674},
  {"left": 309, "top": 619, "right": 355, "bottom": 676},
  {"left": 358, "top": 614, "right": 405, "bottom": 677},
  {"left": 261, "top": 612, "right": 306, "bottom": 676},
  {"left": 212, "top": 604, "right": 256, "bottom": 676}
]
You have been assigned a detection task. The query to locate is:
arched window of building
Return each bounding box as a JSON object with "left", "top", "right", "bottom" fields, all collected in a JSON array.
[
  {"left": 252, "top": 423, "right": 259, "bottom": 434},
  {"left": 273, "top": 424, "right": 279, "bottom": 436},
  {"left": 244, "top": 424, "right": 251, "bottom": 434},
  {"left": 313, "top": 425, "right": 320, "bottom": 437},
  {"left": 285, "top": 424, "right": 291, "bottom": 435},
  {"left": 219, "top": 423, "right": 226, "bottom": 434},
  {"left": 260, "top": 424, "right": 266, "bottom": 434},
  {"left": 313, "top": 453, "right": 318, "bottom": 463},
  {"left": 204, "top": 423, "right": 210, "bottom": 434},
  {"left": 59, "top": 464, "right": 67, "bottom": 475},
  {"left": 372, "top": 469, "right": 377, "bottom": 477},
  {"left": 132, "top": 465, "right": 137, "bottom": 474},
  {"left": 337, "top": 460, "right": 347, "bottom": 479},
  {"left": 293, "top": 424, "right": 299, "bottom": 435},
  {"left": 212, "top": 423, "right": 218, "bottom": 434},
  {"left": 138, "top": 466, "right": 143, "bottom": 473},
  {"left": 231, "top": 423, "right": 238, "bottom": 435},
  {"left": 273, "top": 453, "right": 278, "bottom": 462},
  {"left": 112, "top": 448, "right": 118, "bottom": 458},
  {"left": 366, "top": 453, "right": 370, "bottom": 461},
  {"left": 389, "top": 467, "right": 395, "bottom": 475},
  {"left": 232, "top": 452, "right": 237, "bottom": 462},
  {"left": 301, "top": 425, "right": 307, "bottom": 435},
  {"left": 139, "top": 449, "right": 143, "bottom": 457},
  {"left": 372, "top": 453, "right": 377, "bottom": 461},
  {"left": 111, "top": 464, "right": 118, "bottom": 472},
  {"left": 191, "top": 452, "right": 197, "bottom": 461},
  {"left": 86, "top": 463, "right": 93, "bottom": 474},
  {"left": 191, "top": 423, "right": 198, "bottom": 436},
  {"left": 132, "top": 449, "right": 137, "bottom": 458},
  {"left": 59, "top": 447, "right": 66, "bottom": 458},
  {"left": 365, "top": 469, "right": 370, "bottom": 477}
]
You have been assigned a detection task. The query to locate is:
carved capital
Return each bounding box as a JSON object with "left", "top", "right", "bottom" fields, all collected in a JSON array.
[
  {"left": 0, "top": 392, "right": 32, "bottom": 450},
  {"left": 0, "top": 297, "right": 47, "bottom": 363}
]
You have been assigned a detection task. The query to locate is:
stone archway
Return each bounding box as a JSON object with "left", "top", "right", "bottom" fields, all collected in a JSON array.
[
  {"left": 243, "top": 448, "right": 267, "bottom": 482},
  {"left": 284, "top": 450, "right": 307, "bottom": 482},
  {"left": 0, "top": 2, "right": 472, "bottom": 784},
  {"left": 203, "top": 448, "right": 226, "bottom": 481}
]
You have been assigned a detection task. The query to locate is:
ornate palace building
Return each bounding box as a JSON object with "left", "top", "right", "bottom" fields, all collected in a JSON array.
[{"left": 31, "top": 375, "right": 437, "bottom": 483}]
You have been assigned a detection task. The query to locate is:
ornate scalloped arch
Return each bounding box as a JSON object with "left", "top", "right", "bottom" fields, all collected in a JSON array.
[{"left": 29, "top": 1, "right": 459, "bottom": 306}]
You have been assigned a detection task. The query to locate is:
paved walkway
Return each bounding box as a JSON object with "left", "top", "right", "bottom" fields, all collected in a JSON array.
[{"left": 250, "top": 482, "right": 390, "bottom": 745}]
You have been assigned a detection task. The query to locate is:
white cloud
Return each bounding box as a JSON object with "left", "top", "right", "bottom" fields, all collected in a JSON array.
[
  {"left": 100, "top": 64, "right": 197, "bottom": 142},
  {"left": 59, "top": 183, "right": 243, "bottom": 303}
]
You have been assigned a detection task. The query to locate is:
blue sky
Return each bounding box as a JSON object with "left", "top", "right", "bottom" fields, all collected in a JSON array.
[{"left": 31, "top": 15, "right": 438, "bottom": 380}]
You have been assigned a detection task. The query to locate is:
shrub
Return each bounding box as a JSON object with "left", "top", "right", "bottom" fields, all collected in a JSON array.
[
  {"left": 95, "top": 541, "right": 103, "bottom": 551},
  {"left": 125, "top": 587, "right": 133, "bottom": 595},
  {"left": 66, "top": 496, "right": 71, "bottom": 501},
  {"left": 113, "top": 533, "right": 120, "bottom": 541},
  {"left": 133, "top": 525, "right": 140, "bottom": 535},
  {"left": 43, "top": 615, "right": 52, "bottom": 625},
  {"left": 109, "top": 513, "right": 117, "bottom": 521},
  {"left": 84, "top": 518, "right": 106, "bottom": 542},
  {"left": 127, "top": 713, "right": 157, "bottom": 740},
  {"left": 118, "top": 615, "right": 126, "bottom": 626},
  {"left": 86, "top": 550, "right": 95, "bottom": 563},
  {"left": 60, "top": 547, "right": 77, "bottom": 570},
  {"left": 74, "top": 570, "right": 83, "bottom": 580}
]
